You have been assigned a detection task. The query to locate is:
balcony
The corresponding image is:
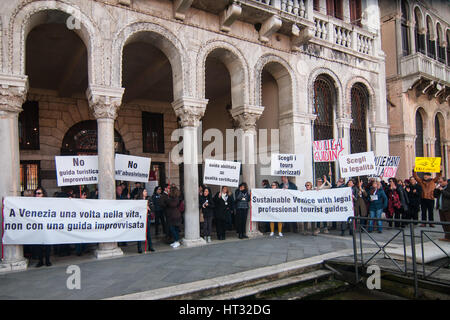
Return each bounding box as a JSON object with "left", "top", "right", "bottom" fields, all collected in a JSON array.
[
  {"left": 184, "top": 0, "right": 377, "bottom": 57},
  {"left": 400, "top": 52, "right": 450, "bottom": 86}
]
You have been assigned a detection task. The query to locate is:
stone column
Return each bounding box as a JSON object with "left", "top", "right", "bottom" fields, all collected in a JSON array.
[
  {"left": 408, "top": 22, "right": 416, "bottom": 54},
  {"left": 172, "top": 97, "right": 208, "bottom": 247},
  {"left": 336, "top": 118, "right": 353, "bottom": 178},
  {"left": 86, "top": 85, "right": 124, "bottom": 259},
  {"left": 231, "top": 105, "right": 264, "bottom": 238},
  {"left": 0, "top": 74, "right": 28, "bottom": 272}
]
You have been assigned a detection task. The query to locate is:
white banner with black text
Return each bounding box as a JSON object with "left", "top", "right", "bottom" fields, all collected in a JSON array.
[{"left": 251, "top": 187, "right": 354, "bottom": 222}]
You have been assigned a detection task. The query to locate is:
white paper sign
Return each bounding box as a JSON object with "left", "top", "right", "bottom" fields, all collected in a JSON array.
[
  {"left": 339, "top": 151, "right": 377, "bottom": 178},
  {"left": 372, "top": 156, "right": 401, "bottom": 178},
  {"left": 251, "top": 187, "right": 354, "bottom": 222},
  {"left": 55, "top": 155, "right": 99, "bottom": 186},
  {"left": 271, "top": 153, "right": 304, "bottom": 176},
  {"left": 203, "top": 159, "right": 241, "bottom": 187},
  {"left": 115, "top": 154, "right": 151, "bottom": 182},
  {"left": 2, "top": 197, "right": 147, "bottom": 245}
]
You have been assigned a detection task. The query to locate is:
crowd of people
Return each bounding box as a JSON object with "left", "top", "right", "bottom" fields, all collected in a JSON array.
[{"left": 21, "top": 167, "right": 450, "bottom": 267}]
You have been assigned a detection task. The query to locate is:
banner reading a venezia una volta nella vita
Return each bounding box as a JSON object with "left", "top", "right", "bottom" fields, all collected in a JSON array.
[
  {"left": 2, "top": 197, "right": 147, "bottom": 245},
  {"left": 251, "top": 187, "right": 354, "bottom": 222}
]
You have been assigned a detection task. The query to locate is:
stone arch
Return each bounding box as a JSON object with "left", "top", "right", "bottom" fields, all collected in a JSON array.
[
  {"left": 197, "top": 39, "right": 250, "bottom": 108},
  {"left": 308, "top": 67, "right": 343, "bottom": 117},
  {"left": 254, "top": 54, "right": 297, "bottom": 115},
  {"left": 436, "top": 22, "right": 444, "bottom": 46},
  {"left": 425, "top": 14, "right": 435, "bottom": 39},
  {"left": 413, "top": 6, "right": 424, "bottom": 30},
  {"left": 345, "top": 76, "right": 376, "bottom": 123},
  {"left": 9, "top": 0, "right": 99, "bottom": 84},
  {"left": 414, "top": 106, "right": 428, "bottom": 157},
  {"left": 111, "top": 21, "right": 189, "bottom": 101},
  {"left": 433, "top": 110, "right": 447, "bottom": 139}
]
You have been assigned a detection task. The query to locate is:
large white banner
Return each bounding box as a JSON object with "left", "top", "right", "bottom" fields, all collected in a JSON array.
[
  {"left": 55, "top": 155, "right": 99, "bottom": 186},
  {"left": 2, "top": 197, "right": 147, "bottom": 245},
  {"left": 271, "top": 154, "right": 304, "bottom": 176},
  {"left": 339, "top": 151, "right": 377, "bottom": 178},
  {"left": 203, "top": 159, "right": 241, "bottom": 187},
  {"left": 115, "top": 154, "right": 151, "bottom": 182},
  {"left": 251, "top": 188, "right": 354, "bottom": 222}
]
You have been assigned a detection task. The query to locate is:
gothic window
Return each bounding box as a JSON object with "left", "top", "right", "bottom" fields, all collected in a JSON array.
[
  {"left": 142, "top": 112, "right": 165, "bottom": 154},
  {"left": 350, "top": 0, "right": 362, "bottom": 27},
  {"left": 313, "top": 0, "right": 320, "bottom": 11},
  {"left": 414, "top": 9, "right": 425, "bottom": 54},
  {"left": 436, "top": 24, "right": 445, "bottom": 63},
  {"left": 435, "top": 115, "right": 442, "bottom": 157},
  {"left": 415, "top": 111, "right": 424, "bottom": 157},
  {"left": 426, "top": 16, "right": 435, "bottom": 59},
  {"left": 19, "top": 101, "right": 40, "bottom": 150},
  {"left": 350, "top": 84, "right": 368, "bottom": 153},
  {"left": 313, "top": 76, "right": 336, "bottom": 180},
  {"left": 401, "top": 1, "right": 410, "bottom": 56},
  {"left": 327, "top": 0, "right": 343, "bottom": 20}
]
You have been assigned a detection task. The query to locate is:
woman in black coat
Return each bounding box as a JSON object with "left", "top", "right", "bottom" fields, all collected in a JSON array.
[
  {"left": 214, "top": 186, "right": 234, "bottom": 240},
  {"left": 199, "top": 187, "right": 215, "bottom": 243},
  {"left": 234, "top": 182, "right": 250, "bottom": 239}
]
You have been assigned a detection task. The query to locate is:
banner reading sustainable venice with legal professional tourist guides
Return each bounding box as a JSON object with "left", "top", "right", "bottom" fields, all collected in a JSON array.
[
  {"left": 251, "top": 188, "right": 354, "bottom": 222},
  {"left": 2, "top": 197, "right": 147, "bottom": 245}
]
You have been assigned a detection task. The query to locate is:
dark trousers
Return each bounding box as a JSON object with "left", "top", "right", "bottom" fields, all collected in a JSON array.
[
  {"left": 203, "top": 215, "right": 213, "bottom": 237},
  {"left": 154, "top": 210, "right": 167, "bottom": 235},
  {"left": 409, "top": 205, "right": 420, "bottom": 224},
  {"left": 37, "top": 245, "right": 51, "bottom": 264},
  {"left": 438, "top": 210, "right": 450, "bottom": 240},
  {"left": 421, "top": 199, "right": 435, "bottom": 223},
  {"left": 216, "top": 218, "right": 226, "bottom": 239},
  {"left": 236, "top": 209, "right": 248, "bottom": 236}
]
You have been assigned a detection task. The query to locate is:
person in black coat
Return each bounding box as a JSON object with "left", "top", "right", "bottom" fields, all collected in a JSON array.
[
  {"left": 214, "top": 186, "right": 234, "bottom": 240},
  {"left": 234, "top": 182, "right": 251, "bottom": 239},
  {"left": 405, "top": 176, "right": 423, "bottom": 224},
  {"left": 199, "top": 187, "right": 215, "bottom": 243}
]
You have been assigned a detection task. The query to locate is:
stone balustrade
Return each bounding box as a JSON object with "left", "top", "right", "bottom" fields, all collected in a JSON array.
[{"left": 400, "top": 52, "right": 450, "bottom": 85}]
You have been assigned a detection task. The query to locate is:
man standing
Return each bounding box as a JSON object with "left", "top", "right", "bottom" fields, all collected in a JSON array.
[
  {"left": 413, "top": 169, "right": 441, "bottom": 227},
  {"left": 280, "top": 176, "right": 298, "bottom": 233},
  {"left": 434, "top": 177, "right": 450, "bottom": 242}
]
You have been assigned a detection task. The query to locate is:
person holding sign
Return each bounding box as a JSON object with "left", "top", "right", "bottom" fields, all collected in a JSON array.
[
  {"left": 214, "top": 186, "right": 234, "bottom": 241},
  {"left": 34, "top": 187, "right": 52, "bottom": 268},
  {"left": 413, "top": 168, "right": 441, "bottom": 227},
  {"left": 235, "top": 183, "right": 250, "bottom": 239},
  {"left": 137, "top": 188, "right": 155, "bottom": 253},
  {"left": 367, "top": 180, "right": 388, "bottom": 233},
  {"left": 269, "top": 181, "right": 283, "bottom": 237}
]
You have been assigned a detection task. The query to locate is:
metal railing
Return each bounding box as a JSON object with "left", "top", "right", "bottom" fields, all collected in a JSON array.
[{"left": 348, "top": 216, "right": 450, "bottom": 298}]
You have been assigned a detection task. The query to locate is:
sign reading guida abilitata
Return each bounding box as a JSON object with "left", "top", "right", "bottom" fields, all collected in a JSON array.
[
  {"left": 271, "top": 153, "right": 304, "bottom": 176},
  {"left": 115, "top": 154, "right": 151, "bottom": 182},
  {"left": 203, "top": 159, "right": 241, "bottom": 187},
  {"left": 339, "top": 151, "right": 377, "bottom": 178},
  {"left": 55, "top": 155, "right": 99, "bottom": 187}
]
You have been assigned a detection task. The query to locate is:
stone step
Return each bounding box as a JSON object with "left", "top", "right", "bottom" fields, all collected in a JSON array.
[
  {"left": 202, "top": 269, "right": 333, "bottom": 300},
  {"left": 385, "top": 240, "right": 450, "bottom": 264}
]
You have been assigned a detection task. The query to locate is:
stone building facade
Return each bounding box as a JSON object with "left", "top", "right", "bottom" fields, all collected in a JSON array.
[
  {"left": 380, "top": 0, "right": 450, "bottom": 179},
  {"left": 1, "top": 0, "right": 389, "bottom": 270}
]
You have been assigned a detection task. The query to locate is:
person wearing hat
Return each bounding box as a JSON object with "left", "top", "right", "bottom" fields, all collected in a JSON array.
[
  {"left": 413, "top": 168, "right": 442, "bottom": 227},
  {"left": 433, "top": 177, "right": 450, "bottom": 242}
]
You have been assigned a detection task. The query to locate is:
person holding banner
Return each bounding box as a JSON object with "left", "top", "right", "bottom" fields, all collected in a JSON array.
[
  {"left": 235, "top": 183, "right": 250, "bottom": 239},
  {"left": 413, "top": 169, "right": 442, "bottom": 227},
  {"left": 269, "top": 181, "right": 283, "bottom": 237},
  {"left": 313, "top": 176, "right": 332, "bottom": 235},
  {"left": 280, "top": 176, "right": 298, "bottom": 233},
  {"left": 34, "top": 187, "right": 52, "bottom": 267},
  {"left": 340, "top": 179, "right": 356, "bottom": 236},
  {"left": 137, "top": 188, "right": 155, "bottom": 253},
  {"left": 353, "top": 179, "right": 368, "bottom": 229},
  {"left": 214, "top": 186, "right": 234, "bottom": 241},
  {"left": 367, "top": 180, "right": 388, "bottom": 233},
  {"left": 200, "top": 187, "right": 215, "bottom": 243}
]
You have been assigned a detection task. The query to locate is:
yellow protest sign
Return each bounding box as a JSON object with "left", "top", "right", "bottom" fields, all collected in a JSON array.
[{"left": 414, "top": 157, "right": 441, "bottom": 173}]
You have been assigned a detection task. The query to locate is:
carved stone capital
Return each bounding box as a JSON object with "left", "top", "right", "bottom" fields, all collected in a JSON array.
[
  {"left": 336, "top": 117, "right": 353, "bottom": 129},
  {"left": 230, "top": 105, "right": 265, "bottom": 132},
  {"left": 0, "top": 74, "right": 28, "bottom": 114},
  {"left": 172, "top": 97, "right": 208, "bottom": 127},
  {"left": 86, "top": 85, "right": 124, "bottom": 120}
]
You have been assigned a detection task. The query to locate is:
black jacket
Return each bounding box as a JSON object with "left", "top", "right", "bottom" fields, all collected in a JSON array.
[
  {"left": 406, "top": 184, "right": 423, "bottom": 208},
  {"left": 234, "top": 189, "right": 250, "bottom": 210},
  {"left": 199, "top": 194, "right": 215, "bottom": 218},
  {"left": 214, "top": 192, "right": 234, "bottom": 220},
  {"left": 434, "top": 186, "right": 450, "bottom": 212}
]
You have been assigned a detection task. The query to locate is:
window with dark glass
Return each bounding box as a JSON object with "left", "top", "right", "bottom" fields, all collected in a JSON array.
[
  {"left": 447, "top": 32, "right": 450, "bottom": 67},
  {"left": 414, "top": 10, "right": 425, "bottom": 54},
  {"left": 313, "top": 76, "right": 336, "bottom": 180},
  {"left": 350, "top": 84, "right": 368, "bottom": 153},
  {"left": 142, "top": 112, "right": 164, "bottom": 153},
  {"left": 435, "top": 116, "right": 442, "bottom": 158},
  {"left": 313, "top": 0, "right": 320, "bottom": 11},
  {"left": 19, "top": 101, "right": 39, "bottom": 150},
  {"left": 350, "top": 0, "right": 362, "bottom": 27},
  {"left": 415, "top": 111, "right": 424, "bottom": 157},
  {"left": 426, "top": 18, "right": 435, "bottom": 59},
  {"left": 327, "top": 0, "right": 343, "bottom": 20},
  {"left": 400, "top": 1, "right": 410, "bottom": 56},
  {"left": 436, "top": 26, "right": 445, "bottom": 63},
  {"left": 20, "top": 161, "right": 40, "bottom": 193}
]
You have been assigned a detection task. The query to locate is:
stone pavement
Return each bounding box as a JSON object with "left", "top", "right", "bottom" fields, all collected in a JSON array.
[{"left": 0, "top": 221, "right": 446, "bottom": 300}]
